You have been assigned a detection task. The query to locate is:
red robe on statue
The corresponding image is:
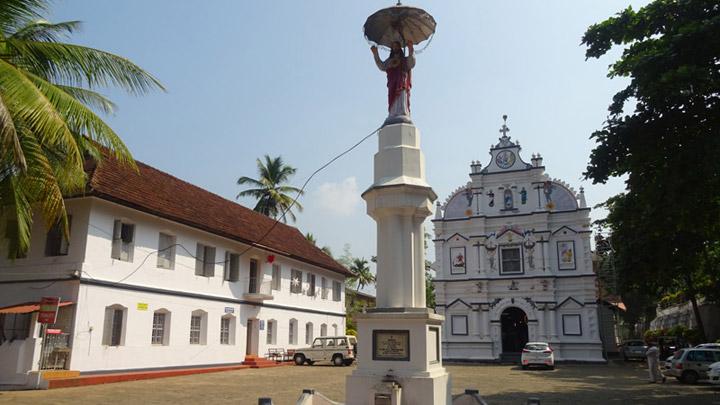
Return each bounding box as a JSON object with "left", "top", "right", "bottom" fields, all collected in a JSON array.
[{"left": 386, "top": 59, "right": 412, "bottom": 113}]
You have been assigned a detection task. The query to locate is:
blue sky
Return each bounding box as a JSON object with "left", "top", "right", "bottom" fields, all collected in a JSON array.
[{"left": 52, "top": 1, "right": 646, "bottom": 284}]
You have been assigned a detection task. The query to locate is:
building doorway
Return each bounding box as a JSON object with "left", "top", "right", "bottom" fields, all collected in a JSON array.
[
  {"left": 246, "top": 319, "right": 259, "bottom": 356},
  {"left": 501, "top": 307, "right": 529, "bottom": 353}
]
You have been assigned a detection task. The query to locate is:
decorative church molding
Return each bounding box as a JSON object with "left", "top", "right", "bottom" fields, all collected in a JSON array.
[{"left": 489, "top": 297, "right": 538, "bottom": 322}]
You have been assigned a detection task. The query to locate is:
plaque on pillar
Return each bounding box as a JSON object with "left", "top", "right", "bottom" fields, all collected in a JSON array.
[{"left": 373, "top": 330, "right": 410, "bottom": 361}]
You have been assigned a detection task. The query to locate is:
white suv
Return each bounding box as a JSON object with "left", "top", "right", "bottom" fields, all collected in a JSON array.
[{"left": 293, "top": 336, "right": 357, "bottom": 366}]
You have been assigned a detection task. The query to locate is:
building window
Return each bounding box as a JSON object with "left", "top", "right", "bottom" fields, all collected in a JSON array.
[
  {"left": 102, "top": 305, "right": 127, "bottom": 346},
  {"left": 271, "top": 264, "right": 281, "bottom": 290},
  {"left": 320, "top": 323, "right": 327, "bottom": 337},
  {"left": 332, "top": 324, "right": 338, "bottom": 336},
  {"left": 499, "top": 246, "right": 523, "bottom": 274},
  {"left": 45, "top": 216, "right": 71, "bottom": 257},
  {"left": 0, "top": 313, "right": 31, "bottom": 340},
  {"left": 305, "top": 322, "right": 314, "bottom": 344},
  {"left": 451, "top": 315, "right": 468, "bottom": 336},
  {"left": 189, "top": 310, "right": 207, "bottom": 344},
  {"left": 266, "top": 319, "right": 276, "bottom": 345},
  {"left": 157, "top": 233, "right": 176, "bottom": 269},
  {"left": 321, "top": 277, "right": 328, "bottom": 299},
  {"left": 562, "top": 314, "right": 582, "bottom": 336},
  {"left": 195, "top": 244, "right": 216, "bottom": 277},
  {"left": 111, "top": 220, "right": 135, "bottom": 262},
  {"left": 289, "top": 319, "right": 297, "bottom": 345},
  {"left": 223, "top": 252, "right": 240, "bottom": 282},
  {"left": 307, "top": 273, "right": 316, "bottom": 296},
  {"left": 332, "top": 281, "right": 342, "bottom": 302},
  {"left": 290, "top": 269, "right": 303, "bottom": 294},
  {"left": 151, "top": 310, "right": 170, "bottom": 345},
  {"left": 220, "top": 315, "right": 235, "bottom": 345}
]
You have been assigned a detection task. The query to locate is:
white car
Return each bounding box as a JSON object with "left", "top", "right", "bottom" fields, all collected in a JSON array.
[
  {"left": 293, "top": 335, "right": 357, "bottom": 366},
  {"left": 708, "top": 361, "right": 720, "bottom": 385},
  {"left": 521, "top": 342, "right": 555, "bottom": 370}
]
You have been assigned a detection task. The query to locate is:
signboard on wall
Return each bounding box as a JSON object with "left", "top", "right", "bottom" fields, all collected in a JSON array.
[
  {"left": 224, "top": 307, "right": 235, "bottom": 314},
  {"left": 38, "top": 297, "right": 60, "bottom": 324},
  {"left": 137, "top": 303, "right": 148, "bottom": 311}
]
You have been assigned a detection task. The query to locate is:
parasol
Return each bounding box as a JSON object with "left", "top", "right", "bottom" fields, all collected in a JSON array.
[{"left": 363, "top": 3, "right": 436, "bottom": 48}]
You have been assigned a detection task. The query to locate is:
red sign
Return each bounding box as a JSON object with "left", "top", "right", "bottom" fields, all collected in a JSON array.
[
  {"left": 267, "top": 255, "right": 275, "bottom": 263},
  {"left": 46, "top": 329, "right": 62, "bottom": 334},
  {"left": 38, "top": 297, "right": 60, "bottom": 324}
]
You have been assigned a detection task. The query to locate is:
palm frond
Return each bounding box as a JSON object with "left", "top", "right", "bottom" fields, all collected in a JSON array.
[
  {"left": 0, "top": 59, "right": 81, "bottom": 164},
  {"left": 4, "top": 39, "right": 165, "bottom": 94},
  {"left": 55, "top": 84, "right": 116, "bottom": 115},
  {"left": 24, "top": 70, "right": 133, "bottom": 165},
  {"left": 10, "top": 19, "right": 81, "bottom": 42},
  {"left": 0, "top": 0, "right": 47, "bottom": 35},
  {"left": 0, "top": 92, "right": 25, "bottom": 169},
  {"left": 236, "top": 176, "right": 265, "bottom": 187}
]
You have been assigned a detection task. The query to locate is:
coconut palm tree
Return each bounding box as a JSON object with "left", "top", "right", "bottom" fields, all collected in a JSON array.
[
  {"left": 237, "top": 155, "right": 303, "bottom": 223},
  {"left": 349, "top": 257, "right": 375, "bottom": 292},
  {"left": 0, "top": 0, "right": 164, "bottom": 258}
]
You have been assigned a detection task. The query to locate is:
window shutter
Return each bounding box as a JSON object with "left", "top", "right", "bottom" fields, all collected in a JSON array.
[
  {"left": 223, "top": 251, "right": 230, "bottom": 281},
  {"left": 205, "top": 247, "right": 216, "bottom": 277},
  {"left": 195, "top": 244, "right": 204, "bottom": 276},
  {"left": 60, "top": 216, "right": 72, "bottom": 255},
  {"left": 111, "top": 220, "right": 122, "bottom": 259},
  {"left": 126, "top": 225, "right": 135, "bottom": 262},
  {"left": 102, "top": 307, "right": 113, "bottom": 345}
]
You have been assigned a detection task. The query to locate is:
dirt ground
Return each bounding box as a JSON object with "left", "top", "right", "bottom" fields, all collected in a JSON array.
[{"left": 1, "top": 361, "right": 718, "bottom": 405}]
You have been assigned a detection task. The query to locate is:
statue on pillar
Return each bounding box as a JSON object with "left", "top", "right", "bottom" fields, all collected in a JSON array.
[
  {"left": 371, "top": 40, "right": 415, "bottom": 124},
  {"left": 363, "top": 3, "right": 436, "bottom": 125}
]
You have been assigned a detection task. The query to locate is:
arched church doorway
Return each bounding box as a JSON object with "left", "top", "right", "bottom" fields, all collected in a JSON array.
[{"left": 501, "top": 307, "right": 529, "bottom": 353}]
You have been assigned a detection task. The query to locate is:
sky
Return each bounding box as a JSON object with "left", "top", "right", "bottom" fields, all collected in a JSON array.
[{"left": 51, "top": 1, "right": 648, "bottom": 290}]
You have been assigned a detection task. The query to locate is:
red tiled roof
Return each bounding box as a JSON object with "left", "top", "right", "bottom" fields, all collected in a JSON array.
[{"left": 79, "top": 154, "right": 351, "bottom": 277}]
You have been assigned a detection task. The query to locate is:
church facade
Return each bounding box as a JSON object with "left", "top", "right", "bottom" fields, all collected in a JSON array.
[{"left": 433, "top": 118, "right": 604, "bottom": 362}]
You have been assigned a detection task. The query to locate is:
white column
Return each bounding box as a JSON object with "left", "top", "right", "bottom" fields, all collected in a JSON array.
[
  {"left": 542, "top": 241, "right": 551, "bottom": 272},
  {"left": 413, "top": 219, "right": 425, "bottom": 308},
  {"left": 549, "top": 309, "right": 557, "bottom": 339},
  {"left": 537, "top": 308, "right": 546, "bottom": 340}
]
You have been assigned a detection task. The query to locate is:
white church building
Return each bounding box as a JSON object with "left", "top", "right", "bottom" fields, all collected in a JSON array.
[
  {"left": 433, "top": 117, "right": 604, "bottom": 362},
  {"left": 0, "top": 152, "right": 350, "bottom": 387}
]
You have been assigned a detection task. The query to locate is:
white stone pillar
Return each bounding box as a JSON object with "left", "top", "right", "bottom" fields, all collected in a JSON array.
[
  {"left": 542, "top": 241, "right": 551, "bottom": 272},
  {"left": 537, "top": 308, "right": 546, "bottom": 341}
]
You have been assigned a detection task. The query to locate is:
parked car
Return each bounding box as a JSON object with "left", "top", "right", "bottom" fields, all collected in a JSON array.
[
  {"left": 664, "top": 355, "right": 674, "bottom": 370},
  {"left": 708, "top": 361, "right": 720, "bottom": 385},
  {"left": 620, "top": 339, "right": 647, "bottom": 361},
  {"left": 665, "top": 348, "right": 720, "bottom": 384},
  {"left": 293, "top": 335, "right": 357, "bottom": 366},
  {"left": 696, "top": 343, "right": 720, "bottom": 350},
  {"left": 521, "top": 342, "right": 554, "bottom": 370}
]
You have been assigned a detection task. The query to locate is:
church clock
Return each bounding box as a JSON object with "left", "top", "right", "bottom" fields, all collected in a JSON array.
[{"left": 495, "top": 150, "right": 516, "bottom": 169}]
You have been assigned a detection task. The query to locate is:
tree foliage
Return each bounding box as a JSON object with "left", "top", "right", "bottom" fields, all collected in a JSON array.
[
  {"left": 0, "top": 0, "right": 164, "bottom": 258},
  {"left": 583, "top": 0, "right": 720, "bottom": 338},
  {"left": 236, "top": 155, "right": 303, "bottom": 223}
]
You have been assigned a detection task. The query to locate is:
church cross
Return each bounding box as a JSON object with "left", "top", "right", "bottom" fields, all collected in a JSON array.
[{"left": 499, "top": 114, "right": 510, "bottom": 137}]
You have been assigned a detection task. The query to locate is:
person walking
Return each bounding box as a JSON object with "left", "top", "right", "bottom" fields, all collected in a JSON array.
[{"left": 646, "top": 340, "right": 666, "bottom": 383}]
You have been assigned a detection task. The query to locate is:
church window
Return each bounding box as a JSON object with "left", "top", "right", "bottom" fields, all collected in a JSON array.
[
  {"left": 562, "top": 314, "right": 582, "bottom": 336},
  {"left": 451, "top": 315, "right": 468, "bottom": 335},
  {"left": 503, "top": 189, "right": 513, "bottom": 209},
  {"left": 45, "top": 216, "right": 71, "bottom": 257},
  {"left": 500, "top": 246, "right": 522, "bottom": 274}
]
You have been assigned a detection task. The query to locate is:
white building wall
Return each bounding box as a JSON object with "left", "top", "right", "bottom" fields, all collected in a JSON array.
[{"left": 0, "top": 197, "right": 347, "bottom": 382}]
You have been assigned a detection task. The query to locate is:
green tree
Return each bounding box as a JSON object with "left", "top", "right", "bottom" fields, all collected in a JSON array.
[
  {"left": 236, "top": 155, "right": 303, "bottom": 223},
  {"left": 305, "top": 232, "right": 317, "bottom": 245},
  {"left": 0, "top": 0, "right": 164, "bottom": 258},
  {"left": 582, "top": 0, "right": 720, "bottom": 340},
  {"left": 348, "top": 257, "right": 375, "bottom": 292}
]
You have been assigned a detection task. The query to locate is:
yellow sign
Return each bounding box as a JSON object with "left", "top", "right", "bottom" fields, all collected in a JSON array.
[{"left": 137, "top": 303, "right": 148, "bottom": 311}]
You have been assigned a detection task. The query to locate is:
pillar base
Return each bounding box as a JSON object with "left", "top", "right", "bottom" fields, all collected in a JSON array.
[{"left": 345, "top": 311, "right": 450, "bottom": 405}]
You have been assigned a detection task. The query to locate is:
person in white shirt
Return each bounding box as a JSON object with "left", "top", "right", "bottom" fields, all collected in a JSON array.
[{"left": 646, "top": 341, "right": 666, "bottom": 383}]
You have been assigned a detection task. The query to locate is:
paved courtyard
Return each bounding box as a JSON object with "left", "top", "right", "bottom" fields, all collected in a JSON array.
[{"left": 1, "top": 361, "right": 718, "bottom": 405}]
